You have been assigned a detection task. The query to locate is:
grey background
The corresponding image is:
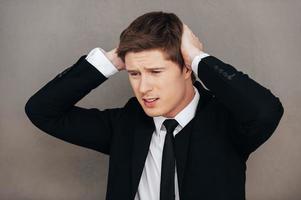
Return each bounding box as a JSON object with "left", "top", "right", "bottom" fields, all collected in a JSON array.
[{"left": 0, "top": 0, "right": 300, "bottom": 199}]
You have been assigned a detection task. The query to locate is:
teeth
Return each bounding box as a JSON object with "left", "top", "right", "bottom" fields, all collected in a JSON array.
[{"left": 145, "top": 98, "right": 157, "bottom": 102}]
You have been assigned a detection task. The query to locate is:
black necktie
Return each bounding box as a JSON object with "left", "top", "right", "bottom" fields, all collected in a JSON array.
[{"left": 160, "top": 119, "right": 179, "bottom": 200}]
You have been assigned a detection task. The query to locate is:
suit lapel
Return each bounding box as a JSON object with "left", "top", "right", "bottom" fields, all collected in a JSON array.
[
  {"left": 175, "top": 81, "right": 213, "bottom": 195},
  {"left": 131, "top": 107, "right": 155, "bottom": 198},
  {"left": 174, "top": 120, "right": 193, "bottom": 194}
]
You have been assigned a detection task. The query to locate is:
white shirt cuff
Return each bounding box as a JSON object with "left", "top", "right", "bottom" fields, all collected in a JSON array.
[
  {"left": 191, "top": 52, "right": 210, "bottom": 76},
  {"left": 85, "top": 47, "right": 118, "bottom": 78}
]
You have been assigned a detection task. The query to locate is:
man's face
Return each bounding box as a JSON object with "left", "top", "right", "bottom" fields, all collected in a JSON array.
[{"left": 125, "top": 49, "right": 193, "bottom": 118}]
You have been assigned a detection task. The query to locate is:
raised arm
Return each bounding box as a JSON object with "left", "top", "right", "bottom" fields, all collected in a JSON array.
[
  {"left": 181, "top": 24, "right": 284, "bottom": 158},
  {"left": 25, "top": 48, "right": 125, "bottom": 154}
]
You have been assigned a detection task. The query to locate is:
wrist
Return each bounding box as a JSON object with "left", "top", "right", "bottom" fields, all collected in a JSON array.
[
  {"left": 189, "top": 50, "right": 204, "bottom": 65},
  {"left": 105, "top": 49, "right": 124, "bottom": 71}
]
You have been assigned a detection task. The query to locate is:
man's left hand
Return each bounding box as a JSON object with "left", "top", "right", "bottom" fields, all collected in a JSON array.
[{"left": 181, "top": 23, "right": 204, "bottom": 69}]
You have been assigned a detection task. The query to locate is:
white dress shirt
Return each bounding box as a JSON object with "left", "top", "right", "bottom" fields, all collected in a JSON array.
[
  {"left": 135, "top": 86, "right": 199, "bottom": 200},
  {"left": 85, "top": 47, "right": 209, "bottom": 200}
]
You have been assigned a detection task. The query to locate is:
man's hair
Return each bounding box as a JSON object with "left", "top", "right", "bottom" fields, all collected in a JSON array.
[{"left": 116, "top": 11, "right": 196, "bottom": 83}]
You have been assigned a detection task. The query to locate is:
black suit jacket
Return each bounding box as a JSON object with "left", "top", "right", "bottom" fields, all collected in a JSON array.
[{"left": 25, "top": 55, "right": 284, "bottom": 200}]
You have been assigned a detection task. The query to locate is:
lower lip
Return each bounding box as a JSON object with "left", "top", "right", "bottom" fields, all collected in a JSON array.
[{"left": 143, "top": 98, "right": 159, "bottom": 108}]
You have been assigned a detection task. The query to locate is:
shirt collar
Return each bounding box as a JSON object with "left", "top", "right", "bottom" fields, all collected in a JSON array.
[{"left": 153, "top": 86, "right": 200, "bottom": 135}]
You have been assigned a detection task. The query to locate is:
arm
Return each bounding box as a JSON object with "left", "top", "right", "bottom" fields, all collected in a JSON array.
[
  {"left": 25, "top": 48, "right": 124, "bottom": 154},
  {"left": 181, "top": 24, "right": 284, "bottom": 158},
  {"left": 196, "top": 56, "right": 284, "bottom": 158}
]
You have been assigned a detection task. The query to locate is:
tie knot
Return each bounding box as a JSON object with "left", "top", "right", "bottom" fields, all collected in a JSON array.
[{"left": 163, "top": 119, "right": 179, "bottom": 135}]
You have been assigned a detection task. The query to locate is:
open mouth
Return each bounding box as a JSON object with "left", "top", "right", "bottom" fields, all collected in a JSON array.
[{"left": 143, "top": 98, "right": 159, "bottom": 107}]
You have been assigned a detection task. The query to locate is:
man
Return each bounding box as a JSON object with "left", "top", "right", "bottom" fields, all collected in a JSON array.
[{"left": 25, "top": 11, "right": 284, "bottom": 200}]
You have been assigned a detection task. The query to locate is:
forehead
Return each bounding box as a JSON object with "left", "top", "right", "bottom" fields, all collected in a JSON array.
[{"left": 125, "top": 49, "right": 171, "bottom": 70}]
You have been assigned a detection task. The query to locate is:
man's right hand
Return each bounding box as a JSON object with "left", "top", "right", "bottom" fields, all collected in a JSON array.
[{"left": 105, "top": 48, "right": 126, "bottom": 71}]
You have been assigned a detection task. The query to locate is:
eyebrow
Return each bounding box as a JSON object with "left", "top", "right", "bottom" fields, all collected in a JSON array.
[{"left": 126, "top": 67, "right": 165, "bottom": 72}]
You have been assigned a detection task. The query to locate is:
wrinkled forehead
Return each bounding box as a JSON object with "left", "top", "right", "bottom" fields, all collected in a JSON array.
[
  {"left": 124, "top": 49, "right": 173, "bottom": 70},
  {"left": 124, "top": 48, "right": 172, "bottom": 60}
]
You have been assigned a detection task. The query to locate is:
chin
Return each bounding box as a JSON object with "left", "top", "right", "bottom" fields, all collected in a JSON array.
[
  {"left": 143, "top": 110, "right": 161, "bottom": 117},
  {"left": 142, "top": 108, "right": 164, "bottom": 117}
]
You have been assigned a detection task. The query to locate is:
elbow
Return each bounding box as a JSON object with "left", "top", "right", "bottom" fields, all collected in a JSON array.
[
  {"left": 24, "top": 96, "right": 50, "bottom": 133},
  {"left": 257, "top": 98, "right": 284, "bottom": 127},
  {"left": 24, "top": 96, "right": 42, "bottom": 125},
  {"left": 277, "top": 100, "right": 284, "bottom": 121},
  {"left": 259, "top": 90, "right": 284, "bottom": 122},
  {"left": 25, "top": 97, "right": 34, "bottom": 119}
]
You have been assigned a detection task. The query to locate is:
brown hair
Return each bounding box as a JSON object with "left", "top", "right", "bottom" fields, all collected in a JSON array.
[{"left": 116, "top": 11, "right": 196, "bottom": 83}]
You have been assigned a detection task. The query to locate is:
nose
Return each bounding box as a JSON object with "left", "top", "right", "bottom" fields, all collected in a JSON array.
[{"left": 139, "top": 75, "right": 152, "bottom": 94}]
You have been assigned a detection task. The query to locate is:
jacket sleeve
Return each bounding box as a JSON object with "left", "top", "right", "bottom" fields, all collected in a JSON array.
[
  {"left": 197, "top": 56, "right": 284, "bottom": 158},
  {"left": 25, "top": 55, "right": 122, "bottom": 155}
]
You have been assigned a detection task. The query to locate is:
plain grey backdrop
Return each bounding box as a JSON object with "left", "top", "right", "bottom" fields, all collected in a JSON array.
[{"left": 0, "top": 0, "right": 300, "bottom": 199}]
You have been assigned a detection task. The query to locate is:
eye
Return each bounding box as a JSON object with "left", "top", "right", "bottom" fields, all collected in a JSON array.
[
  {"left": 151, "top": 71, "right": 161, "bottom": 74},
  {"left": 129, "top": 72, "right": 140, "bottom": 76}
]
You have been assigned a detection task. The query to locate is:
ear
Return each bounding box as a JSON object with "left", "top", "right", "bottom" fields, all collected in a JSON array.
[{"left": 183, "top": 65, "right": 192, "bottom": 80}]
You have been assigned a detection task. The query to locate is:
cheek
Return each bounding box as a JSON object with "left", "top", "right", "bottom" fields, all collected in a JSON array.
[{"left": 162, "top": 77, "right": 186, "bottom": 99}]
